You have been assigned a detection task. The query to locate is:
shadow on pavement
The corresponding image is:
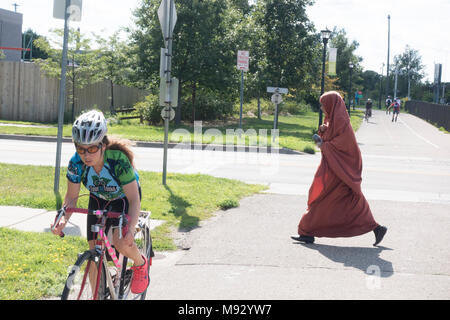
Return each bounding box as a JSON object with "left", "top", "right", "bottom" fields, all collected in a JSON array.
[{"left": 297, "top": 243, "right": 394, "bottom": 277}]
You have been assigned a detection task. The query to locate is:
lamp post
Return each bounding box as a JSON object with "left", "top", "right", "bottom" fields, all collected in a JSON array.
[
  {"left": 378, "top": 62, "right": 384, "bottom": 109},
  {"left": 385, "top": 15, "right": 391, "bottom": 101},
  {"left": 348, "top": 62, "right": 353, "bottom": 114},
  {"left": 318, "top": 28, "right": 331, "bottom": 128}
]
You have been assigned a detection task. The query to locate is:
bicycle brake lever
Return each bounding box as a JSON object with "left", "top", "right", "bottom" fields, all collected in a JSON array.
[{"left": 52, "top": 208, "right": 66, "bottom": 238}]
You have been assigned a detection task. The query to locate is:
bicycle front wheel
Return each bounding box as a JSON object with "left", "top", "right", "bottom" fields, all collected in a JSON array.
[{"left": 61, "top": 250, "right": 107, "bottom": 300}]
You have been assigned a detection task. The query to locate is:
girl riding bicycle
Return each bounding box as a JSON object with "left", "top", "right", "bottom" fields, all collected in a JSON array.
[{"left": 51, "top": 110, "right": 149, "bottom": 294}]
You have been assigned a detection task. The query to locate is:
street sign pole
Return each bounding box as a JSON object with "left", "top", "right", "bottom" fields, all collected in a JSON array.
[
  {"left": 273, "top": 103, "right": 278, "bottom": 131},
  {"left": 54, "top": 0, "right": 71, "bottom": 209},
  {"left": 159, "top": 0, "right": 176, "bottom": 185},
  {"left": 237, "top": 50, "right": 249, "bottom": 129},
  {"left": 239, "top": 70, "right": 244, "bottom": 129}
]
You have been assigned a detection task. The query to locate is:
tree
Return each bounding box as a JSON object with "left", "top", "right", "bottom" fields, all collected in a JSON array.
[
  {"left": 328, "top": 28, "right": 363, "bottom": 103},
  {"left": 34, "top": 28, "right": 105, "bottom": 121},
  {"left": 22, "top": 29, "right": 49, "bottom": 60},
  {"left": 392, "top": 45, "right": 425, "bottom": 99},
  {"left": 253, "top": 0, "right": 318, "bottom": 90},
  {"left": 129, "top": 0, "right": 244, "bottom": 122}
]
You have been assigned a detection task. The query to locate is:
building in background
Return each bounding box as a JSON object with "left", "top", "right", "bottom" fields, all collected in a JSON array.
[{"left": 0, "top": 8, "right": 23, "bottom": 61}]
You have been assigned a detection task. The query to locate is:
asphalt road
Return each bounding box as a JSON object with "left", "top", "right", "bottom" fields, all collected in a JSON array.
[{"left": 1, "top": 109, "right": 449, "bottom": 299}]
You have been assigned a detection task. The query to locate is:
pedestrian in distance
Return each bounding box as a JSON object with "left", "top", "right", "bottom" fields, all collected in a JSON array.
[
  {"left": 291, "top": 91, "right": 387, "bottom": 246},
  {"left": 50, "top": 110, "right": 150, "bottom": 294}
]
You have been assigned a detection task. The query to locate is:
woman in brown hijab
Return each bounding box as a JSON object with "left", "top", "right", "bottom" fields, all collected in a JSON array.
[{"left": 291, "top": 91, "right": 387, "bottom": 246}]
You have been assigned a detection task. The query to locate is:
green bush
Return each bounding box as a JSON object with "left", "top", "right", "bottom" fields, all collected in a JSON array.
[
  {"left": 134, "top": 94, "right": 162, "bottom": 125},
  {"left": 280, "top": 100, "right": 310, "bottom": 115},
  {"left": 235, "top": 98, "right": 273, "bottom": 116},
  {"left": 182, "top": 88, "right": 235, "bottom": 121},
  {"left": 218, "top": 199, "right": 239, "bottom": 210}
]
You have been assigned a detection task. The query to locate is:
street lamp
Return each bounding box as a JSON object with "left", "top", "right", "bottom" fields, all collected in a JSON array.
[
  {"left": 378, "top": 62, "right": 384, "bottom": 109},
  {"left": 348, "top": 62, "right": 353, "bottom": 114},
  {"left": 319, "top": 28, "right": 331, "bottom": 128}
]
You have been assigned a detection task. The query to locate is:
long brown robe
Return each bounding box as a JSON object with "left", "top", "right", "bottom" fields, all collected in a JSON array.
[{"left": 298, "top": 91, "right": 379, "bottom": 237}]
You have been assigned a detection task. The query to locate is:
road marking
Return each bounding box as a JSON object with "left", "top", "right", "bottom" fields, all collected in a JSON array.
[{"left": 398, "top": 118, "right": 440, "bottom": 149}]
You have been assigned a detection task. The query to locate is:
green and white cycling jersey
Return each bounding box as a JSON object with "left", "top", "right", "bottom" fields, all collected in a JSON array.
[{"left": 66, "top": 149, "right": 139, "bottom": 201}]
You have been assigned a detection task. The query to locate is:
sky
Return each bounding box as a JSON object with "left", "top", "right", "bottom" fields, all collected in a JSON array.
[{"left": 1, "top": 0, "right": 449, "bottom": 83}]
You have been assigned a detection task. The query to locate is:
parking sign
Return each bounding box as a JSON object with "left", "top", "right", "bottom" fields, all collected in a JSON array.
[{"left": 237, "top": 50, "right": 249, "bottom": 72}]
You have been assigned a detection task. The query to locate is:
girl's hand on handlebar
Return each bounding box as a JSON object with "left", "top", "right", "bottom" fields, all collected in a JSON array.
[{"left": 51, "top": 219, "right": 66, "bottom": 237}]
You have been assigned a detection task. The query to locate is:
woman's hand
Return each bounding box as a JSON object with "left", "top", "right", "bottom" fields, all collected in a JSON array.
[
  {"left": 50, "top": 217, "right": 67, "bottom": 236},
  {"left": 319, "top": 124, "right": 328, "bottom": 133}
]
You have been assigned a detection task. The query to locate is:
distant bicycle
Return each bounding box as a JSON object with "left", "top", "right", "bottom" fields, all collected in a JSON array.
[
  {"left": 365, "top": 98, "right": 373, "bottom": 122},
  {"left": 364, "top": 108, "right": 372, "bottom": 122}
]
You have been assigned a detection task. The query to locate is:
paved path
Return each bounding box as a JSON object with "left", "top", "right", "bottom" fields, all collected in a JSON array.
[{"left": 148, "top": 110, "right": 450, "bottom": 299}]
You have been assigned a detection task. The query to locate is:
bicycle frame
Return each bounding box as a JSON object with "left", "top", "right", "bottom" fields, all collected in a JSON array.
[
  {"left": 52, "top": 194, "right": 130, "bottom": 300},
  {"left": 54, "top": 194, "right": 153, "bottom": 300},
  {"left": 69, "top": 207, "right": 129, "bottom": 300}
]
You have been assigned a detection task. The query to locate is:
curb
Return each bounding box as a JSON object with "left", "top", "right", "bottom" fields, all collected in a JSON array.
[{"left": 0, "top": 133, "right": 307, "bottom": 155}]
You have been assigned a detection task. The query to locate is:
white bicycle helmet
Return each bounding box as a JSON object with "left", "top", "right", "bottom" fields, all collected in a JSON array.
[{"left": 72, "top": 110, "right": 107, "bottom": 145}]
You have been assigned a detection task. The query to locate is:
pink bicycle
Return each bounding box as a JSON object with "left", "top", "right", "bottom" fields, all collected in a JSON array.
[{"left": 51, "top": 196, "right": 154, "bottom": 300}]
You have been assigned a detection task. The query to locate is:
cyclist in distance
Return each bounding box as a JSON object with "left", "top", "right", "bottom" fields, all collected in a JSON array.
[
  {"left": 51, "top": 110, "right": 149, "bottom": 294},
  {"left": 365, "top": 98, "right": 373, "bottom": 121},
  {"left": 385, "top": 96, "right": 392, "bottom": 114}
]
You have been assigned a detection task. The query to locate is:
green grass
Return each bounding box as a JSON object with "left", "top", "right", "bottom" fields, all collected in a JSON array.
[
  {"left": 0, "top": 162, "right": 266, "bottom": 299},
  {"left": 0, "top": 162, "right": 266, "bottom": 241},
  {"left": 0, "top": 109, "right": 365, "bottom": 154},
  {"left": 0, "top": 228, "right": 87, "bottom": 300}
]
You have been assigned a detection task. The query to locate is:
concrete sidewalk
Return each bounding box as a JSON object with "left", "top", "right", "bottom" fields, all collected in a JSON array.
[
  {"left": 0, "top": 206, "right": 165, "bottom": 237},
  {"left": 149, "top": 193, "right": 450, "bottom": 299}
]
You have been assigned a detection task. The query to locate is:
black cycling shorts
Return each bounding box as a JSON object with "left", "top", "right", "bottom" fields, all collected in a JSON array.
[
  {"left": 86, "top": 195, "right": 129, "bottom": 241},
  {"left": 86, "top": 187, "right": 141, "bottom": 241}
]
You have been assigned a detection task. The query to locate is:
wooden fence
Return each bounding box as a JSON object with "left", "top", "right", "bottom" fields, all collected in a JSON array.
[
  {"left": 0, "top": 61, "right": 148, "bottom": 123},
  {"left": 405, "top": 100, "right": 450, "bottom": 132}
]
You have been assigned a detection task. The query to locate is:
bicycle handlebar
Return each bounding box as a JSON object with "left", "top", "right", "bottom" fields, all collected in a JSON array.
[{"left": 51, "top": 207, "right": 129, "bottom": 238}]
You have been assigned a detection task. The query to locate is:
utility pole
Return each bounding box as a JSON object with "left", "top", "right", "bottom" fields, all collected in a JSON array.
[
  {"left": 394, "top": 66, "right": 399, "bottom": 100},
  {"left": 378, "top": 62, "right": 384, "bottom": 109},
  {"left": 12, "top": 3, "right": 19, "bottom": 12},
  {"left": 385, "top": 15, "right": 391, "bottom": 99}
]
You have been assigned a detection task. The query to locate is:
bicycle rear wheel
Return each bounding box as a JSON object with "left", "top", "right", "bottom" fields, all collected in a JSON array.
[
  {"left": 61, "top": 250, "right": 107, "bottom": 300},
  {"left": 120, "top": 212, "right": 154, "bottom": 300}
]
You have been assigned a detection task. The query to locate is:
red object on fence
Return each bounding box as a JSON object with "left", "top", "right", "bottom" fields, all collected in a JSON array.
[{"left": 0, "top": 47, "right": 31, "bottom": 51}]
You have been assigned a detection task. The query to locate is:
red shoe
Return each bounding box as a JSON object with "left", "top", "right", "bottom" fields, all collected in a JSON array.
[{"left": 130, "top": 255, "right": 149, "bottom": 294}]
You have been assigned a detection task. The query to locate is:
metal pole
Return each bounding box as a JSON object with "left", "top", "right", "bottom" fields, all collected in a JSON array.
[
  {"left": 54, "top": 0, "right": 71, "bottom": 207},
  {"left": 350, "top": 68, "right": 353, "bottom": 112},
  {"left": 318, "top": 38, "right": 327, "bottom": 128},
  {"left": 378, "top": 63, "right": 384, "bottom": 109},
  {"left": 162, "top": 0, "right": 174, "bottom": 185},
  {"left": 239, "top": 70, "right": 244, "bottom": 129},
  {"left": 385, "top": 15, "right": 390, "bottom": 99},
  {"left": 273, "top": 103, "right": 278, "bottom": 131},
  {"left": 394, "top": 66, "right": 398, "bottom": 100},
  {"left": 348, "top": 67, "right": 352, "bottom": 114}
]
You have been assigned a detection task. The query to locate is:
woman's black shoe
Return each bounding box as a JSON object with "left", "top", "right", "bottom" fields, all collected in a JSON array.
[
  {"left": 291, "top": 235, "right": 315, "bottom": 244},
  {"left": 373, "top": 226, "right": 387, "bottom": 246}
]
